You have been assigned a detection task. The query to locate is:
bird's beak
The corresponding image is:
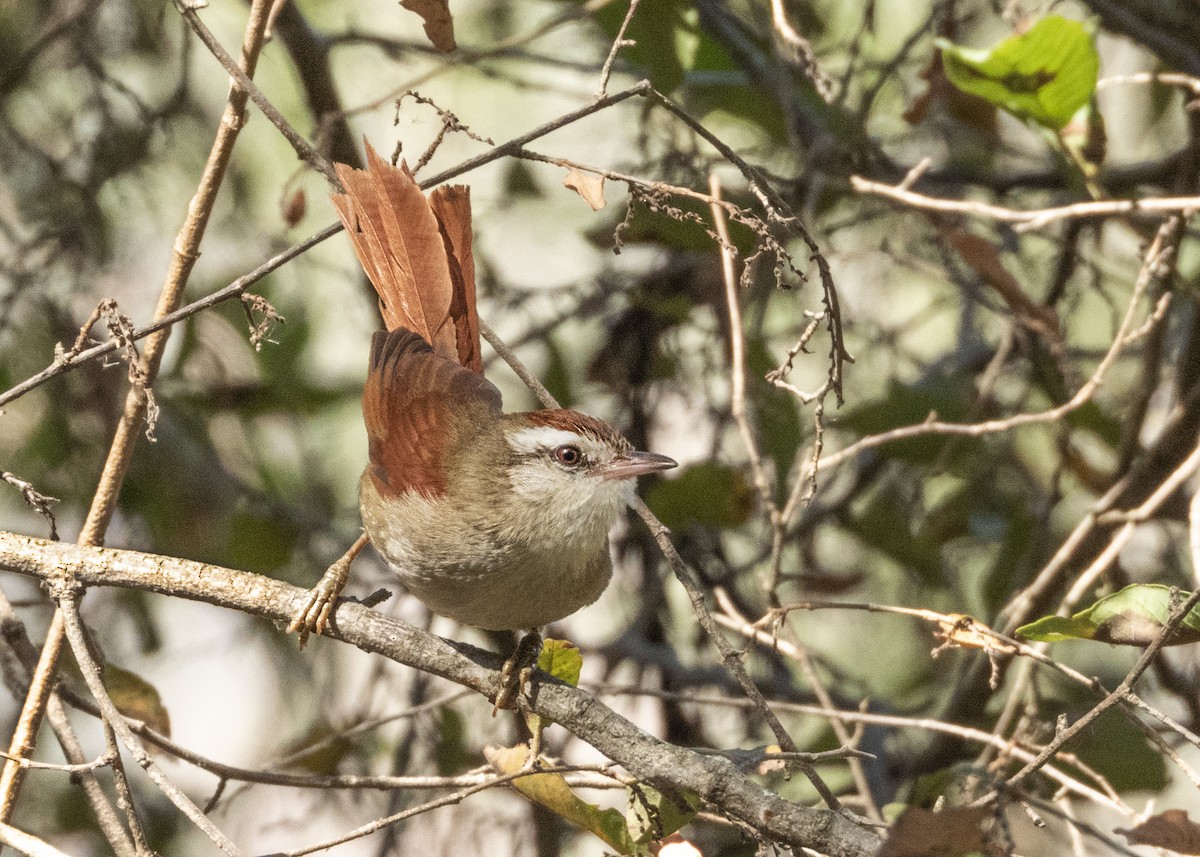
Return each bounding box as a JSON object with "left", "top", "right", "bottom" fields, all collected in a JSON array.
[{"left": 598, "top": 450, "right": 678, "bottom": 481}]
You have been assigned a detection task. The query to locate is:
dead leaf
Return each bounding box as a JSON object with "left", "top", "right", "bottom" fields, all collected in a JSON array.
[
  {"left": 399, "top": 0, "right": 456, "bottom": 53},
  {"left": 878, "top": 806, "right": 990, "bottom": 857},
  {"left": 935, "top": 615, "right": 1016, "bottom": 654},
  {"left": 1117, "top": 809, "right": 1200, "bottom": 854},
  {"left": 905, "top": 49, "right": 998, "bottom": 134},
  {"left": 937, "top": 224, "right": 1060, "bottom": 342},
  {"left": 564, "top": 168, "right": 606, "bottom": 211},
  {"left": 282, "top": 188, "right": 306, "bottom": 228}
]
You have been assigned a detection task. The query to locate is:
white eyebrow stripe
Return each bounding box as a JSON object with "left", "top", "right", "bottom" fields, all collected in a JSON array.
[{"left": 506, "top": 426, "right": 583, "bottom": 455}]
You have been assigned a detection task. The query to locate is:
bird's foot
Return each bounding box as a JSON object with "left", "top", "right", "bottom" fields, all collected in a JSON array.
[
  {"left": 492, "top": 631, "right": 543, "bottom": 715},
  {"left": 288, "top": 532, "right": 369, "bottom": 648}
]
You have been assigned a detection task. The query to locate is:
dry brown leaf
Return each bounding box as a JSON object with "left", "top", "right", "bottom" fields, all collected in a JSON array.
[
  {"left": 563, "top": 168, "right": 607, "bottom": 211},
  {"left": 282, "top": 188, "right": 306, "bottom": 228},
  {"left": 1117, "top": 809, "right": 1200, "bottom": 853},
  {"left": 905, "top": 50, "right": 998, "bottom": 134},
  {"left": 879, "top": 806, "right": 990, "bottom": 857},
  {"left": 400, "top": 0, "right": 456, "bottom": 53},
  {"left": 937, "top": 224, "right": 1060, "bottom": 341}
]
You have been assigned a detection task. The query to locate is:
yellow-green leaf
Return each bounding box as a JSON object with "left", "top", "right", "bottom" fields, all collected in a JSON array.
[
  {"left": 103, "top": 663, "right": 171, "bottom": 738},
  {"left": 1017, "top": 584, "right": 1200, "bottom": 645},
  {"left": 937, "top": 16, "right": 1098, "bottom": 130},
  {"left": 485, "top": 745, "right": 635, "bottom": 853},
  {"left": 538, "top": 638, "right": 582, "bottom": 687},
  {"left": 627, "top": 784, "right": 699, "bottom": 847}
]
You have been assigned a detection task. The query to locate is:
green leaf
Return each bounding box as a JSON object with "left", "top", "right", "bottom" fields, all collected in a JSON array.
[
  {"left": 434, "top": 707, "right": 474, "bottom": 776},
  {"left": 592, "top": 0, "right": 701, "bottom": 95},
  {"left": 538, "top": 638, "right": 582, "bottom": 687},
  {"left": 1017, "top": 584, "right": 1200, "bottom": 645},
  {"left": 643, "top": 462, "right": 756, "bottom": 531},
  {"left": 1073, "top": 709, "right": 1166, "bottom": 792},
  {"left": 542, "top": 337, "right": 576, "bottom": 410},
  {"left": 937, "top": 16, "right": 1099, "bottom": 130},
  {"left": 486, "top": 745, "right": 697, "bottom": 854}
]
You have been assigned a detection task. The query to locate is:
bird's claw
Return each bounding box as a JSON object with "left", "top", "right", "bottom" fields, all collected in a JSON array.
[
  {"left": 288, "top": 536, "right": 367, "bottom": 648},
  {"left": 492, "top": 631, "right": 543, "bottom": 715},
  {"left": 287, "top": 580, "right": 340, "bottom": 648}
]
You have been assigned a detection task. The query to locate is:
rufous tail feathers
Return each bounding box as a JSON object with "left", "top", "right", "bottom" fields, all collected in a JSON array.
[{"left": 331, "top": 143, "right": 482, "bottom": 373}]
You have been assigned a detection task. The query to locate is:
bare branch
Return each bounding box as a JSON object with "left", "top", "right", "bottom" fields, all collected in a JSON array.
[
  {"left": 851, "top": 174, "right": 1200, "bottom": 231},
  {"left": 0, "top": 530, "right": 882, "bottom": 857}
]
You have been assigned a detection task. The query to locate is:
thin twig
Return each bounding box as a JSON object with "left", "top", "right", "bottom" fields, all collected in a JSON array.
[
  {"left": 594, "top": 0, "right": 640, "bottom": 101},
  {"left": 0, "top": 749, "right": 113, "bottom": 774},
  {"left": 0, "top": 0, "right": 275, "bottom": 822},
  {"left": 101, "top": 718, "right": 150, "bottom": 854},
  {"left": 851, "top": 174, "right": 1200, "bottom": 231},
  {"left": 54, "top": 588, "right": 241, "bottom": 855},
  {"left": 809, "top": 218, "right": 1175, "bottom": 479},
  {"left": 709, "top": 174, "right": 780, "bottom": 567},
  {"left": 769, "top": 0, "right": 833, "bottom": 103},
  {"left": 1061, "top": 439, "right": 1200, "bottom": 611},
  {"left": 0, "top": 822, "right": 73, "bottom": 857},
  {"left": 174, "top": 0, "right": 338, "bottom": 186},
  {"left": 983, "top": 588, "right": 1200, "bottom": 801},
  {"left": 0, "top": 473, "right": 59, "bottom": 541},
  {"left": 479, "top": 321, "right": 556, "bottom": 405}
]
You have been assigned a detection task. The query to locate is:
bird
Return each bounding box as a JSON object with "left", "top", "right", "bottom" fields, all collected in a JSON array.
[{"left": 289, "top": 145, "right": 676, "bottom": 705}]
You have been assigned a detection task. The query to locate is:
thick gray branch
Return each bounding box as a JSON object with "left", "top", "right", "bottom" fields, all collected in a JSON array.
[{"left": 0, "top": 531, "right": 880, "bottom": 857}]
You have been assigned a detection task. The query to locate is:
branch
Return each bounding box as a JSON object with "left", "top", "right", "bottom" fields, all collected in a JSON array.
[
  {"left": 0, "top": 531, "right": 881, "bottom": 857},
  {"left": 851, "top": 173, "right": 1200, "bottom": 231}
]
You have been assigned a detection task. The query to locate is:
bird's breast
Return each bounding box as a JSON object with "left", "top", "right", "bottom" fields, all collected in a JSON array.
[{"left": 358, "top": 470, "right": 614, "bottom": 630}]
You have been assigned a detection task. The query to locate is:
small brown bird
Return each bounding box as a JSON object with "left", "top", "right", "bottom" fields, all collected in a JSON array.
[{"left": 290, "top": 147, "right": 675, "bottom": 682}]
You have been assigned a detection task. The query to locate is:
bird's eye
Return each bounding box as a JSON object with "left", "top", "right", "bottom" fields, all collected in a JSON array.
[{"left": 553, "top": 445, "right": 584, "bottom": 467}]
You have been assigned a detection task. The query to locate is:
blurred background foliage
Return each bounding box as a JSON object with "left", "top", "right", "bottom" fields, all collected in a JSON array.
[{"left": 2, "top": 0, "right": 1200, "bottom": 854}]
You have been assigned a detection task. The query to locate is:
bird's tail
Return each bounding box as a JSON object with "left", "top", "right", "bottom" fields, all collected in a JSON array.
[{"left": 331, "top": 143, "right": 482, "bottom": 373}]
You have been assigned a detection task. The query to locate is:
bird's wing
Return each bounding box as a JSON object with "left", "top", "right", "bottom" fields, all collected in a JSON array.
[{"left": 362, "top": 329, "right": 502, "bottom": 499}]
